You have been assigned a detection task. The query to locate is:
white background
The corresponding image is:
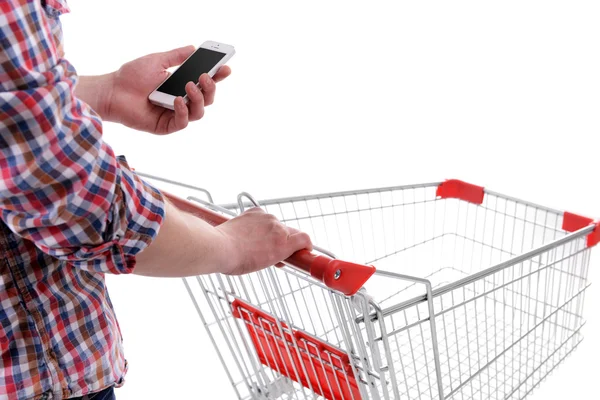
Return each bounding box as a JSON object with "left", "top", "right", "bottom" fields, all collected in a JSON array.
[{"left": 61, "top": 1, "right": 599, "bottom": 399}]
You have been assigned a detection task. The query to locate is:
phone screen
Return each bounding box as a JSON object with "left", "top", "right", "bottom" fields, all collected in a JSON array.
[{"left": 157, "top": 48, "right": 226, "bottom": 97}]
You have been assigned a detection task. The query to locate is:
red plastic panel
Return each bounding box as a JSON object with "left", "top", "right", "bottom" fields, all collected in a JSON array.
[
  {"left": 436, "top": 179, "right": 485, "bottom": 205},
  {"left": 232, "top": 300, "right": 362, "bottom": 400},
  {"left": 563, "top": 211, "right": 599, "bottom": 247}
]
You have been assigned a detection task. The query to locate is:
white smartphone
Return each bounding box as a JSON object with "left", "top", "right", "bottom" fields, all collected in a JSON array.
[{"left": 148, "top": 40, "right": 235, "bottom": 110}]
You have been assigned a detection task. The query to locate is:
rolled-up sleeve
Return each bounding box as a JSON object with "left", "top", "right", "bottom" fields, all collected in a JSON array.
[{"left": 0, "top": 0, "right": 165, "bottom": 274}]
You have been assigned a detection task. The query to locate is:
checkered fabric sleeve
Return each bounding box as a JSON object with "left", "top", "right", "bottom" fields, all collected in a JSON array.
[{"left": 0, "top": 0, "right": 166, "bottom": 274}]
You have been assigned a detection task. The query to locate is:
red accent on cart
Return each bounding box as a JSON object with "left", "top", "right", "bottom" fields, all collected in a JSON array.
[
  {"left": 436, "top": 179, "right": 485, "bottom": 205},
  {"left": 562, "top": 212, "right": 600, "bottom": 248},
  {"left": 232, "top": 299, "right": 362, "bottom": 400},
  {"left": 290, "top": 252, "right": 376, "bottom": 296}
]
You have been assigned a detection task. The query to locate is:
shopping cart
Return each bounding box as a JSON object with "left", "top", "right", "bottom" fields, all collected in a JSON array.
[{"left": 139, "top": 174, "right": 598, "bottom": 400}]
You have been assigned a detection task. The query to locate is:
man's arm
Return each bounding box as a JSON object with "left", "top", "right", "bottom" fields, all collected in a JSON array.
[
  {"left": 134, "top": 201, "right": 312, "bottom": 277},
  {"left": 0, "top": 0, "right": 310, "bottom": 277}
]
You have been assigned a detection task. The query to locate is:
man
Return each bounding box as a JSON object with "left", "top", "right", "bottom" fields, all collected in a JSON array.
[{"left": 0, "top": 1, "right": 312, "bottom": 399}]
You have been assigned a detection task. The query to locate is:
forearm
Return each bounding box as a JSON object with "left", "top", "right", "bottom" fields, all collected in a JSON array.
[
  {"left": 133, "top": 200, "right": 236, "bottom": 277},
  {"left": 75, "top": 74, "right": 115, "bottom": 121}
]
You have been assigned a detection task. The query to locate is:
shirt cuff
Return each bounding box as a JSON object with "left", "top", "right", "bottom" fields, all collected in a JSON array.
[{"left": 64, "top": 156, "right": 166, "bottom": 274}]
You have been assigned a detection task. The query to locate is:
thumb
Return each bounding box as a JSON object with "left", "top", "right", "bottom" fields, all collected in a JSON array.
[{"left": 160, "top": 45, "right": 195, "bottom": 69}]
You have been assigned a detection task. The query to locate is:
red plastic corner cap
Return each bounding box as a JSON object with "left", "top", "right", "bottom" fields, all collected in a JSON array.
[
  {"left": 436, "top": 179, "right": 485, "bottom": 205},
  {"left": 589, "top": 225, "right": 600, "bottom": 247},
  {"left": 563, "top": 212, "right": 599, "bottom": 247},
  {"left": 309, "top": 256, "right": 376, "bottom": 296}
]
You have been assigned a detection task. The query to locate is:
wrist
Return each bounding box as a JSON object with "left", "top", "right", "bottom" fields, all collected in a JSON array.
[
  {"left": 76, "top": 73, "right": 116, "bottom": 122},
  {"left": 100, "top": 72, "right": 117, "bottom": 122},
  {"left": 214, "top": 226, "right": 243, "bottom": 275}
]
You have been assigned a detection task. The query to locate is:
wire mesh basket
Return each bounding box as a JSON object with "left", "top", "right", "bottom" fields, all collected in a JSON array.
[{"left": 142, "top": 175, "right": 598, "bottom": 400}]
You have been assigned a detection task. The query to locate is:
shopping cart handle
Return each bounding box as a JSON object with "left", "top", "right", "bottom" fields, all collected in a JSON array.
[{"left": 164, "top": 192, "right": 376, "bottom": 296}]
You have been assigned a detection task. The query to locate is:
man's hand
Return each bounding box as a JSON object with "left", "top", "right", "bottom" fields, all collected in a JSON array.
[
  {"left": 76, "top": 45, "right": 231, "bottom": 134},
  {"left": 216, "top": 208, "right": 313, "bottom": 275}
]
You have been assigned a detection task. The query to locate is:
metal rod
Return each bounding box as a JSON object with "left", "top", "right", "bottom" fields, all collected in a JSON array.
[
  {"left": 367, "top": 225, "right": 594, "bottom": 321},
  {"left": 136, "top": 171, "right": 214, "bottom": 203},
  {"left": 218, "top": 182, "right": 444, "bottom": 210}
]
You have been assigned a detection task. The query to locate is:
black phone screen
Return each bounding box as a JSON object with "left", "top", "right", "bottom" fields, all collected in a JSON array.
[{"left": 157, "top": 48, "right": 226, "bottom": 97}]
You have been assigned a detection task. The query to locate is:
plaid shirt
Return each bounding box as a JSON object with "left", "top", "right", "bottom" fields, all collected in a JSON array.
[{"left": 1, "top": 1, "right": 165, "bottom": 399}]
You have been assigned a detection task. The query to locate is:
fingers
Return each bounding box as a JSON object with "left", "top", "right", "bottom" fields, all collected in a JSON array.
[
  {"left": 183, "top": 71, "right": 217, "bottom": 119},
  {"left": 160, "top": 45, "right": 195, "bottom": 69},
  {"left": 175, "top": 66, "right": 230, "bottom": 128},
  {"left": 286, "top": 224, "right": 313, "bottom": 252},
  {"left": 242, "top": 209, "right": 312, "bottom": 252},
  {"left": 212, "top": 66, "right": 232, "bottom": 83},
  {"left": 184, "top": 81, "right": 205, "bottom": 121},
  {"left": 286, "top": 225, "right": 313, "bottom": 251},
  {"left": 198, "top": 74, "right": 216, "bottom": 106},
  {"left": 197, "top": 67, "right": 231, "bottom": 106},
  {"left": 285, "top": 225, "right": 313, "bottom": 252},
  {"left": 168, "top": 96, "right": 189, "bottom": 133},
  {"left": 288, "top": 231, "right": 313, "bottom": 252}
]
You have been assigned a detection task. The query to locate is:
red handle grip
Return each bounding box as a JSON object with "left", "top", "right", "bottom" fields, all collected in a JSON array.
[{"left": 164, "top": 192, "right": 375, "bottom": 296}]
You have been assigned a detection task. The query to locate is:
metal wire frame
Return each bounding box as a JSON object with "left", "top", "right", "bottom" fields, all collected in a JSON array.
[
  {"left": 138, "top": 175, "right": 595, "bottom": 400},
  {"left": 357, "top": 230, "right": 591, "bottom": 400}
]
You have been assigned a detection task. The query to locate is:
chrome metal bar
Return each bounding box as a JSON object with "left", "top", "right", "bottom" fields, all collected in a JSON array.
[
  {"left": 219, "top": 182, "right": 444, "bottom": 210},
  {"left": 188, "top": 196, "right": 237, "bottom": 216},
  {"left": 136, "top": 171, "right": 214, "bottom": 203},
  {"left": 483, "top": 189, "right": 563, "bottom": 216}
]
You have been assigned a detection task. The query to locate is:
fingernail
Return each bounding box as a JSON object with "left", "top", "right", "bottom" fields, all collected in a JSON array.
[{"left": 192, "top": 84, "right": 200, "bottom": 93}]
